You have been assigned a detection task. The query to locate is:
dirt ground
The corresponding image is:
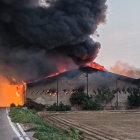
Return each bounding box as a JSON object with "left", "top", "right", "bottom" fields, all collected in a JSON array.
[{"left": 46, "top": 111, "right": 140, "bottom": 140}]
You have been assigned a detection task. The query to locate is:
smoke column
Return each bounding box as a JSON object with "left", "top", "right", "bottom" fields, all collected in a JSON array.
[{"left": 0, "top": 0, "right": 107, "bottom": 81}]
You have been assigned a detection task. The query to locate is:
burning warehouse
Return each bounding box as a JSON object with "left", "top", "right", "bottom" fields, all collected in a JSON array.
[
  {"left": 0, "top": 0, "right": 108, "bottom": 107},
  {"left": 27, "top": 67, "right": 139, "bottom": 109},
  {"left": 0, "top": 0, "right": 140, "bottom": 108}
]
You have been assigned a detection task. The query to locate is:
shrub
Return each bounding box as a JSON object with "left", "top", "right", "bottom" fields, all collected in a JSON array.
[
  {"left": 82, "top": 98, "right": 101, "bottom": 110},
  {"left": 128, "top": 87, "right": 140, "bottom": 108},
  {"left": 95, "top": 87, "right": 116, "bottom": 107},
  {"left": 25, "top": 98, "right": 46, "bottom": 111},
  {"left": 47, "top": 102, "right": 71, "bottom": 111},
  {"left": 47, "top": 103, "right": 58, "bottom": 111},
  {"left": 70, "top": 87, "right": 116, "bottom": 110},
  {"left": 70, "top": 89, "right": 90, "bottom": 106},
  {"left": 59, "top": 102, "right": 71, "bottom": 111},
  {"left": 70, "top": 89, "right": 102, "bottom": 110}
]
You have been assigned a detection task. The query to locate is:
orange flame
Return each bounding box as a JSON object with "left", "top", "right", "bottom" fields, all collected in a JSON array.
[
  {"left": 28, "top": 62, "right": 106, "bottom": 84},
  {"left": 0, "top": 76, "right": 26, "bottom": 107},
  {"left": 84, "top": 62, "right": 106, "bottom": 71},
  {"left": 47, "top": 62, "right": 106, "bottom": 78}
]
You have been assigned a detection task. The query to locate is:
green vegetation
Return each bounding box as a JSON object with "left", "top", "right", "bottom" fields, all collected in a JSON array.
[
  {"left": 25, "top": 98, "right": 46, "bottom": 111},
  {"left": 70, "top": 87, "right": 116, "bottom": 110},
  {"left": 82, "top": 98, "right": 101, "bottom": 110},
  {"left": 9, "top": 107, "right": 81, "bottom": 140},
  {"left": 70, "top": 89, "right": 88, "bottom": 106},
  {"left": 128, "top": 87, "right": 140, "bottom": 108},
  {"left": 69, "top": 88, "right": 101, "bottom": 110},
  {"left": 95, "top": 87, "right": 116, "bottom": 108},
  {"left": 47, "top": 102, "right": 71, "bottom": 111}
]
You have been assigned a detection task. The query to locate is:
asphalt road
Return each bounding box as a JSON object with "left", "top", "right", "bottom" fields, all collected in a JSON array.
[{"left": 0, "top": 108, "right": 19, "bottom": 140}]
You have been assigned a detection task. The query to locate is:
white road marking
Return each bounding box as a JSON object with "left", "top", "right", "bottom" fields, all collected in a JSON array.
[
  {"left": 6, "top": 108, "right": 31, "bottom": 140},
  {"left": 17, "top": 123, "right": 30, "bottom": 140}
]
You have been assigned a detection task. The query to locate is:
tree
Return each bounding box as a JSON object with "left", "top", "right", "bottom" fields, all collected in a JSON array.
[
  {"left": 128, "top": 87, "right": 140, "bottom": 108},
  {"left": 70, "top": 89, "right": 89, "bottom": 106},
  {"left": 95, "top": 87, "right": 116, "bottom": 108},
  {"left": 82, "top": 98, "right": 101, "bottom": 110},
  {"left": 70, "top": 89, "right": 101, "bottom": 110}
]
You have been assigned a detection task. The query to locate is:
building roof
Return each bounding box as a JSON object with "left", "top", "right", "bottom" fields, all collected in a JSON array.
[{"left": 27, "top": 67, "right": 139, "bottom": 88}]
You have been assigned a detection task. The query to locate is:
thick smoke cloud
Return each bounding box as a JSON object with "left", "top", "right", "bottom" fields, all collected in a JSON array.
[{"left": 0, "top": 0, "right": 107, "bottom": 81}]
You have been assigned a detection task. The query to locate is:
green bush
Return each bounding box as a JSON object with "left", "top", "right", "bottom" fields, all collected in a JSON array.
[
  {"left": 25, "top": 98, "right": 46, "bottom": 111},
  {"left": 69, "top": 87, "right": 117, "bottom": 110},
  {"left": 128, "top": 87, "right": 140, "bottom": 108},
  {"left": 95, "top": 87, "right": 116, "bottom": 108},
  {"left": 59, "top": 102, "right": 71, "bottom": 111},
  {"left": 47, "top": 103, "right": 58, "bottom": 111},
  {"left": 70, "top": 89, "right": 102, "bottom": 110},
  {"left": 70, "top": 89, "right": 90, "bottom": 106},
  {"left": 82, "top": 98, "right": 101, "bottom": 110},
  {"left": 47, "top": 102, "right": 71, "bottom": 111}
]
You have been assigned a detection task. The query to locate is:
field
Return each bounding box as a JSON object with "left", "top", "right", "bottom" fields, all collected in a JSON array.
[{"left": 43, "top": 111, "right": 140, "bottom": 140}]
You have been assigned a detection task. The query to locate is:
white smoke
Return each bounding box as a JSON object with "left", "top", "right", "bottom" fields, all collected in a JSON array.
[{"left": 110, "top": 61, "right": 140, "bottom": 79}]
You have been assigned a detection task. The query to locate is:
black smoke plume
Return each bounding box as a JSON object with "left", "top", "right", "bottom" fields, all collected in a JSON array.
[{"left": 0, "top": 0, "right": 107, "bottom": 81}]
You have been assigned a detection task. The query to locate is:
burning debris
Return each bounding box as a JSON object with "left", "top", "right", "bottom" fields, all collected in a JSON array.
[{"left": 0, "top": 0, "right": 107, "bottom": 81}]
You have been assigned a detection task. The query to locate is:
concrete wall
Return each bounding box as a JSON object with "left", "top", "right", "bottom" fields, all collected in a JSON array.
[{"left": 27, "top": 71, "right": 136, "bottom": 109}]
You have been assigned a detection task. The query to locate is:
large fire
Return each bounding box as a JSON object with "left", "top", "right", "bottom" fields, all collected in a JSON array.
[
  {"left": 28, "top": 62, "right": 106, "bottom": 84},
  {"left": 84, "top": 62, "right": 106, "bottom": 71},
  {"left": 48, "top": 62, "right": 106, "bottom": 78},
  {"left": 0, "top": 62, "right": 105, "bottom": 107},
  {"left": 0, "top": 76, "right": 26, "bottom": 107}
]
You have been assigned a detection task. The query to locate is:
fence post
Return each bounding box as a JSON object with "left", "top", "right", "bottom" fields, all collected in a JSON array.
[{"left": 116, "top": 80, "right": 119, "bottom": 109}]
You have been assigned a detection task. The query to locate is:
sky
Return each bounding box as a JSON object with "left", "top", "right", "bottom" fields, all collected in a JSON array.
[{"left": 96, "top": 0, "right": 140, "bottom": 69}]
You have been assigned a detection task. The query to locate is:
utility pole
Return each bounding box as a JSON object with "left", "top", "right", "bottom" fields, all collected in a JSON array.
[
  {"left": 116, "top": 79, "right": 119, "bottom": 109},
  {"left": 86, "top": 73, "right": 89, "bottom": 96},
  {"left": 56, "top": 78, "right": 59, "bottom": 111}
]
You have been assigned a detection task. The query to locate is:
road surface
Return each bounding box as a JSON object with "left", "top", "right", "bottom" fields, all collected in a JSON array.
[{"left": 0, "top": 108, "right": 19, "bottom": 140}]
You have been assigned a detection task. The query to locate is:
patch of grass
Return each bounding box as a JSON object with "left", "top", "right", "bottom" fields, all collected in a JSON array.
[
  {"left": 68, "top": 128, "right": 83, "bottom": 140},
  {"left": 9, "top": 107, "right": 82, "bottom": 140}
]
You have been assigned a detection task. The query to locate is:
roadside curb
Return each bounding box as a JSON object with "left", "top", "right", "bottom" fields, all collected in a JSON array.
[{"left": 6, "top": 108, "right": 31, "bottom": 140}]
